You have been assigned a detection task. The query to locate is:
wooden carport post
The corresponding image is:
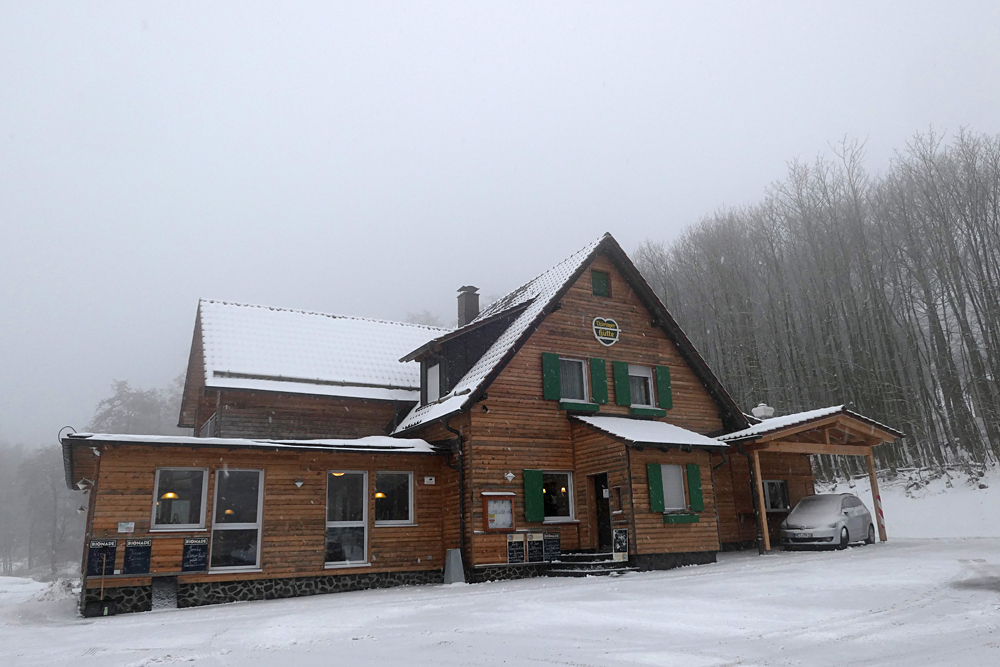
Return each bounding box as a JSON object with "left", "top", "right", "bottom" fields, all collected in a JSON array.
[
  {"left": 751, "top": 449, "right": 771, "bottom": 551},
  {"left": 865, "top": 448, "right": 887, "bottom": 542}
]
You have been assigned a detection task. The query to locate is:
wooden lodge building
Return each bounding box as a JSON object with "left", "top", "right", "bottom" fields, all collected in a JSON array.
[{"left": 62, "top": 233, "right": 903, "bottom": 615}]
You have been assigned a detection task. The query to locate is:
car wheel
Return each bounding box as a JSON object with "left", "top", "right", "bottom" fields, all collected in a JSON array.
[
  {"left": 865, "top": 524, "right": 875, "bottom": 545},
  {"left": 838, "top": 527, "right": 849, "bottom": 550}
]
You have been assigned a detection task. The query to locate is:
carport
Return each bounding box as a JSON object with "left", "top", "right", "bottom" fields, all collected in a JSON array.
[{"left": 717, "top": 406, "right": 904, "bottom": 551}]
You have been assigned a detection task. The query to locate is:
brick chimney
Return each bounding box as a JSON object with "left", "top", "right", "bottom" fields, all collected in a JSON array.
[{"left": 457, "top": 286, "right": 479, "bottom": 327}]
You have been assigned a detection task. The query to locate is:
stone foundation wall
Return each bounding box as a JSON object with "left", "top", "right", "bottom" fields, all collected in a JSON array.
[
  {"left": 176, "top": 568, "right": 444, "bottom": 608},
  {"left": 467, "top": 563, "right": 549, "bottom": 583},
  {"left": 83, "top": 585, "right": 151, "bottom": 615},
  {"left": 630, "top": 550, "right": 716, "bottom": 572}
]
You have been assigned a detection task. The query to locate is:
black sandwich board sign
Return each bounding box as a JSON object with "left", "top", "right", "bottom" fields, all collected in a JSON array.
[
  {"left": 526, "top": 532, "right": 544, "bottom": 563},
  {"left": 86, "top": 539, "right": 117, "bottom": 576},
  {"left": 506, "top": 533, "right": 525, "bottom": 564},
  {"left": 123, "top": 538, "right": 152, "bottom": 575},
  {"left": 181, "top": 536, "right": 209, "bottom": 572},
  {"left": 543, "top": 532, "right": 561, "bottom": 561}
]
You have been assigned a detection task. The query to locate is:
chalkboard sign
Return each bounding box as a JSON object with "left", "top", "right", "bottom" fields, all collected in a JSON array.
[
  {"left": 543, "top": 532, "right": 561, "bottom": 561},
  {"left": 86, "top": 539, "right": 117, "bottom": 576},
  {"left": 526, "top": 532, "right": 544, "bottom": 562},
  {"left": 613, "top": 528, "right": 629, "bottom": 561},
  {"left": 181, "top": 537, "right": 209, "bottom": 572},
  {"left": 506, "top": 533, "right": 525, "bottom": 564},
  {"left": 123, "top": 539, "right": 152, "bottom": 575}
]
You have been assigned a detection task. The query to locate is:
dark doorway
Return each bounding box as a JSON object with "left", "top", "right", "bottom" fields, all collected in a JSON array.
[{"left": 593, "top": 473, "right": 613, "bottom": 552}]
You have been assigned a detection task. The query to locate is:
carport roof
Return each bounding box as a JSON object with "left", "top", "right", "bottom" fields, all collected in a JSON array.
[
  {"left": 716, "top": 405, "right": 903, "bottom": 443},
  {"left": 573, "top": 416, "right": 727, "bottom": 449}
]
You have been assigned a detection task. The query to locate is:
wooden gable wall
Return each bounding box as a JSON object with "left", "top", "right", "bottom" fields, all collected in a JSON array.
[{"left": 459, "top": 252, "right": 726, "bottom": 565}]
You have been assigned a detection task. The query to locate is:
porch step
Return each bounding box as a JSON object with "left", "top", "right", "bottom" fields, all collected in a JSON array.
[
  {"left": 546, "top": 551, "right": 635, "bottom": 577},
  {"left": 549, "top": 551, "right": 616, "bottom": 564},
  {"left": 547, "top": 565, "right": 638, "bottom": 577}
]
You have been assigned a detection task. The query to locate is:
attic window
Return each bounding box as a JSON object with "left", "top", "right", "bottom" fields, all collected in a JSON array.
[
  {"left": 591, "top": 270, "right": 611, "bottom": 297},
  {"left": 426, "top": 363, "right": 441, "bottom": 403}
]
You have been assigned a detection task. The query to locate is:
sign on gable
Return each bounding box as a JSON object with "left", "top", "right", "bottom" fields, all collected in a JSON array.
[{"left": 593, "top": 317, "right": 620, "bottom": 346}]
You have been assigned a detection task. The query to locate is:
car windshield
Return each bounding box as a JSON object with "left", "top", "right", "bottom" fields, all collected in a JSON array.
[{"left": 788, "top": 495, "right": 844, "bottom": 523}]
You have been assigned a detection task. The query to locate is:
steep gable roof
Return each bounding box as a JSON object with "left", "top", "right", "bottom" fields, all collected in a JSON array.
[
  {"left": 394, "top": 233, "right": 748, "bottom": 434},
  {"left": 181, "top": 301, "right": 446, "bottom": 422}
]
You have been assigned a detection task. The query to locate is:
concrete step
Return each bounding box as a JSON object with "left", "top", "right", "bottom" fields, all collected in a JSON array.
[
  {"left": 550, "top": 552, "right": 616, "bottom": 564},
  {"left": 547, "top": 566, "right": 638, "bottom": 578}
]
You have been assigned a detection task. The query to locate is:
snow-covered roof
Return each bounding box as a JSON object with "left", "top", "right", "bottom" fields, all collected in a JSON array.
[
  {"left": 716, "top": 405, "right": 903, "bottom": 442},
  {"left": 63, "top": 433, "right": 436, "bottom": 454},
  {"left": 574, "top": 416, "right": 727, "bottom": 449},
  {"left": 393, "top": 235, "right": 606, "bottom": 432},
  {"left": 199, "top": 300, "right": 446, "bottom": 402}
]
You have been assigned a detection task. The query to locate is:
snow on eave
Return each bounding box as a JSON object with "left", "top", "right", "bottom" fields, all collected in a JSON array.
[
  {"left": 716, "top": 405, "right": 904, "bottom": 442},
  {"left": 62, "top": 432, "right": 437, "bottom": 454},
  {"left": 574, "top": 415, "right": 728, "bottom": 449}
]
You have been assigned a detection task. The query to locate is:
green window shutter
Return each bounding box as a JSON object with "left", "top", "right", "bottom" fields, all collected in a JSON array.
[
  {"left": 656, "top": 366, "right": 673, "bottom": 410},
  {"left": 541, "top": 353, "right": 561, "bottom": 400},
  {"left": 646, "top": 463, "right": 664, "bottom": 513},
  {"left": 612, "top": 361, "right": 631, "bottom": 406},
  {"left": 686, "top": 464, "right": 704, "bottom": 512},
  {"left": 589, "top": 358, "right": 608, "bottom": 404},
  {"left": 523, "top": 469, "right": 545, "bottom": 522},
  {"left": 591, "top": 270, "right": 610, "bottom": 297}
]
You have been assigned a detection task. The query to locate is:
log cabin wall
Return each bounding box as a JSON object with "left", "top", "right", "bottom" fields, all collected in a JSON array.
[
  {"left": 460, "top": 252, "right": 726, "bottom": 565},
  {"left": 82, "top": 444, "right": 452, "bottom": 592},
  {"left": 711, "top": 450, "right": 816, "bottom": 547},
  {"left": 628, "top": 447, "right": 720, "bottom": 554},
  {"left": 211, "top": 390, "right": 408, "bottom": 440}
]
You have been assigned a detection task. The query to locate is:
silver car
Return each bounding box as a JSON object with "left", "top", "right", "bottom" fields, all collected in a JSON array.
[{"left": 779, "top": 493, "right": 876, "bottom": 549}]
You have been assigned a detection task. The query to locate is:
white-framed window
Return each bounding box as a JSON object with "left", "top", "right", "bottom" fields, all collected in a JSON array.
[
  {"left": 210, "top": 469, "right": 264, "bottom": 571},
  {"left": 661, "top": 464, "right": 687, "bottom": 511},
  {"left": 326, "top": 471, "right": 368, "bottom": 566},
  {"left": 559, "top": 358, "right": 588, "bottom": 402},
  {"left": 426, "top": 363, "right": 440, "bottom": 403},
  {"left": 374, "top": 471, "right": 413, "bottom": 525},
  {"left": 151, "top": 467, "right": 209, "bottom": 530},
  {"left": 763, "top": 480, "right": 790, "bottom": 512},
  {"left": 629, "top": 364, "right": 655, "bottom": 407},
  {"left": 542, "top": 471, "right": 575, "bottom": 522}
]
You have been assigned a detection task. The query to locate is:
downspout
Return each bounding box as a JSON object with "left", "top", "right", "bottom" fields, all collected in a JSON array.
[
  {"left": 443, "top": 415, "right": 467, "bottom": 571},
  {"left": 734, "top": 441, "right": 765, "bottom": 555}
]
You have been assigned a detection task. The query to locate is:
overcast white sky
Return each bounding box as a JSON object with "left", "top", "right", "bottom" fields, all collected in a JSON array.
[{"left": 2, "top": 2, "right": 999, "bottom": 445}]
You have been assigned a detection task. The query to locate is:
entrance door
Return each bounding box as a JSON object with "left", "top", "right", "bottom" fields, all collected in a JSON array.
[{"left": 593, "top": 473, "right": 613, "bottom": 553}]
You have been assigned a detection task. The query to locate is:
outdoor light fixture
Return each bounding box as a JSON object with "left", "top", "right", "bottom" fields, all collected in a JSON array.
[
  {"left": 375, "top": 492, "right": 386, "bottom": 499},
  {"left": 294, "top": 478, "right": 304, "bottom": 488},
  {"left": 561, "top": 487, "right": 567, "bottom": 493},
  {"left": 161, "top": 492, "right": 179, "bottom": 500},
  {"left": 504, "top": 472, "right": 515, "bottom": 482}
]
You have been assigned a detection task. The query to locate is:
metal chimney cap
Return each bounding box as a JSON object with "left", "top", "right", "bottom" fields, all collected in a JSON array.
[
  {"left": 458, "top": 285, "right": 479, "bottom": 293},
  {"left": 751, "top": 403, "right": 775, "bottom": 419}
]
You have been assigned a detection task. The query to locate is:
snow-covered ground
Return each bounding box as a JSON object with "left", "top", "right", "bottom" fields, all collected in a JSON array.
[
  {"left": 2, "top": 538, "right": 999, "bottom": 666},
  {"left": 823, "top": 465, "right": 1000, "bottom": 538}
]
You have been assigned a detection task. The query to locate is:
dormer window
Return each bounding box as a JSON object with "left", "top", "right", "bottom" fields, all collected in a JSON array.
[{"left": 426, "top": 363, "right": 440, "bottom": 403}]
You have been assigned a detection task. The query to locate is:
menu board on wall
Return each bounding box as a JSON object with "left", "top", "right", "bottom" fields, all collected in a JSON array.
[
  {"left": 122, "top": 539, "right": 152, "bottom": 575},
  {"left": 543, "top": 533, "right": 561, "bottom": 561},
  {"left": 484, "top": 494, "right": 515, "bottom": 531},
  {"left": 86, "top": 540, "right": 117, "bottom": 576},
  {"left": 526, "top": 533, "right": 544, "bottom": 563},
  {"left": 181, "top": 537, "right": 209, "bottom": 572},
  {"left": 506, "top": 533, "right": 525, "bottom": 564}
]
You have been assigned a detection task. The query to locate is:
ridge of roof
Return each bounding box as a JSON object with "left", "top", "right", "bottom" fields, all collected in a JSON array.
[{"left": 198, "top": 299, "right": 450, "bottom": 333}]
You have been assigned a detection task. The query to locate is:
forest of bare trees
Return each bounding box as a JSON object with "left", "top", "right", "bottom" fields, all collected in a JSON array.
[{"left": 636, "top": 130, "right": 1000, "bottom": 481}]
